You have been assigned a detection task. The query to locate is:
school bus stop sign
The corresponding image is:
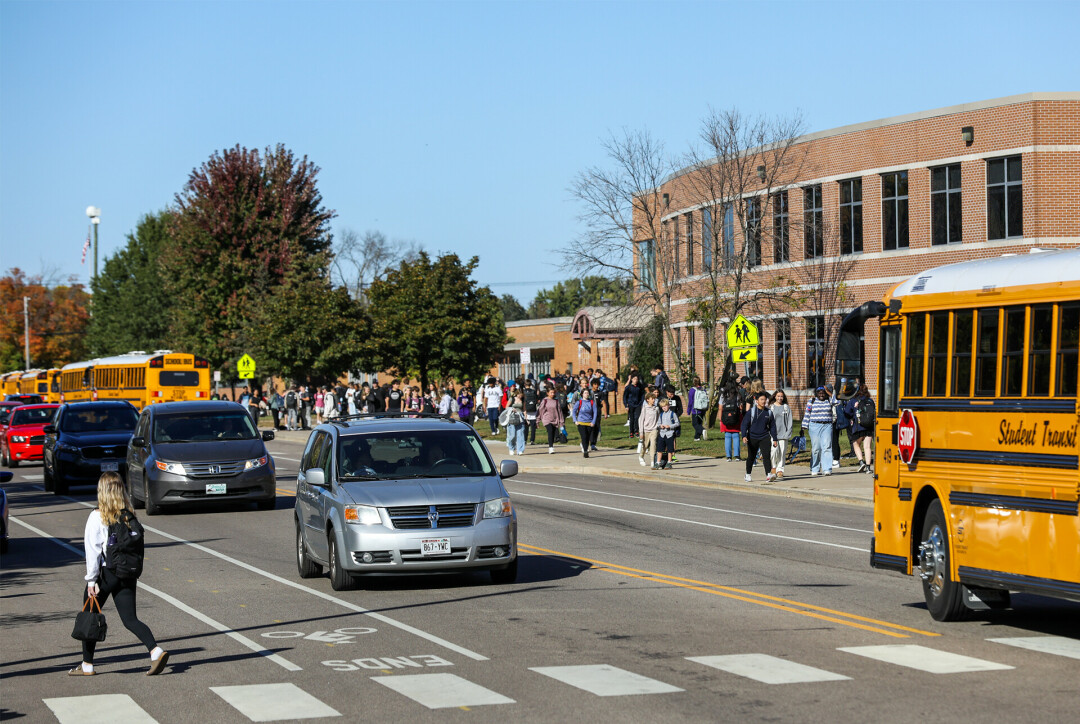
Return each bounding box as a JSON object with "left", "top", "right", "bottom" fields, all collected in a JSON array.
[
  {"left": 726, "top": 315, "right": 760, "bottom": 349},
  {"left": 898, "top": 409, "right": 919, "bottom": 464},
  {"left": 237, "top": 354, "right": 256, "bottom": 380}
]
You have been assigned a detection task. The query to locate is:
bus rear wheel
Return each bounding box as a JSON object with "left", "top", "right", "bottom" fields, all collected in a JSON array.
[{"left": 918, "top": 499, "right": 968, "bottom": 622}]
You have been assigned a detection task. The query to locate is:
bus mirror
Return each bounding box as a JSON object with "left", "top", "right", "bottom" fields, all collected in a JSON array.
[{"left": 836, "top": 376, "right": 859, "bottom": 400}]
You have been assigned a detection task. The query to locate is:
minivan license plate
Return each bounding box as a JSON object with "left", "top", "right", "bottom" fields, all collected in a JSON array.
[
  {"left": 421, "top": 538, "right": 450, "bottom": 556},
  {"left": 205, "top": 483, "right": 226, "bottom": 495},
  {"left": 100, "top": 462, "right": 118, "bottom": 472}
]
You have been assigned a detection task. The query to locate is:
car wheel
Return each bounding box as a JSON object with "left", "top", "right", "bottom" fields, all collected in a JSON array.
[
  {"left": 918, "top": 499, "right": 968, "bottom": 622},
  {"left": 0, "top": 537, "right": 7, "bottom": 555},
  {"left": 43, "top": 461, "right": 54, "bottom": 492},
  {"left": 489, "top": 557, "right": 518, "bottom": 584},
  {"left": 296, "top": 520, "right": 323, "bottom": 579},
  {"left": 144, "top": 474, "right": 161, "bottom": 516},
  {"left": 1, "top": 449, "right": 7, "bottom": 467},
  {"left": 256, "top": 495, "right": 276, "bottom": 511},
  {"left": 328, "top": 532, "right": 354, "bottom": 591},
  {"left": 8, "top": 458, "right": 18, "bottom": 469}
]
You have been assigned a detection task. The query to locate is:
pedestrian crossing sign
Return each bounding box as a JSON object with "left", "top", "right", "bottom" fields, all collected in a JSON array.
[
  {"left": 726, "top": 315, "right": 760, "bottom": 349},
  {"left": 732, "top": 346, "right": 759, "bottom": 363},
  {"left": 238, "top": 353, "right": 256, "bottom": 379}
]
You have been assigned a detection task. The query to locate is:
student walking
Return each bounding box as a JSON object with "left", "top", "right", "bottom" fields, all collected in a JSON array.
[
  {"left": 483, "top": 378, "right": 503, "bottom": 435},
  {"left": 719, "top": 383, "right": 743, "bottom": 462},
  {"left": 637, "top": 392, "right": 659, "bottom": 468},
  {"left": 572, "top": 389, "right": 598, "bottom": 458},
  {"left": 805, "top": 386, "right": 835, "bottom": 476},
  {"left": 285, "top": 386, "right": 299, "bottom": 430},
  {"left": 622, "top": 373, "right": 645, "bottom": 438},
  {"left": 537, "top": 387, "right": 564, "bottom": 454},
  {"left": 655, "top": 397, "right": 680, "bottom": 470},
  {"left": 770, "top": 390, "right": 793, "bottom": 478},
  {"left": 828, "top": 383, "right": 848, "bottom": 471},
  {"left": 741, "top": 392, "right": 778, "bottom": 483},
  {"left": 70, "top": 472, "right": 168, "bottom": 676},
  {"left": 502, "top": 391, "right": 526, "bottom": 455},
  {"left": 845, "top": 383, "right": 877, "bottom": 473},
  {"left": 689, "top": 378, "right": 709, "bottom": 441}
]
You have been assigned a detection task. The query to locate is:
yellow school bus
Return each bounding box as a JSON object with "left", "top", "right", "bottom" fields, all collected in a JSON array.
[
  {"left": 836, "top": 248, "right": 1079, "bottom": 621},
  {"left": 1, "top": 371, "right": 23, "bottom": 396},
  {"left": 17, "top": 369, "right": 54, "bottom": 398},
  {"left": 59, "top": 351, "right": 212, "bottom": 410}
]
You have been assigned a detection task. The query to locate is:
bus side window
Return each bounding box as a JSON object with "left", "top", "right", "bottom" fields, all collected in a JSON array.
[
  {"left": 952, "top": 310, "right": 973, "bottom": 397},
  {"left": 1028, "top": 305, "right": 1053, "bottom": 397},
  {"left": 1057, "top": 303, "right": 1080, "bottom": 396},
  {"left": 927, "top": 312, "right": 949, "bottom": 396},
  {"left": 974, "top": 308, "right": 1000, "bottom": 397},
  {"left": 904, "top": 314, "right": 926, "bottom": 397},
  {"left": 881, "top": 326, "right": 901, "bottom": 415},
  {"left": 1001, "top": 306, "right": 1025, "bottom": 397}
]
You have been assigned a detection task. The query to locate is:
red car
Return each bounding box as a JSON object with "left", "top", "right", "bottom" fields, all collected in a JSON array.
[{"left": 3, "top": 404, "right": 58, "bottom": 467}]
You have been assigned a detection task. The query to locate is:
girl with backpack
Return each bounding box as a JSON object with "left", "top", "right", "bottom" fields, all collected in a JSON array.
[
  {"left": 572, "top": 389, "right": 598, "bottom": 458},
  {"left": 718, "top": 383, "right": 743, "bottom": 462},
  {"left": 537, "top": 387, "right": 564, "bottom": 454},
  {"left": 689, "top": 377, "right": 709, "bottom": 441},
  {"left": 71, "top": 472, "right": 168, "bottom": 676},
  {"left": 845, "top": 383, "right": 876, "bottom": 473}
]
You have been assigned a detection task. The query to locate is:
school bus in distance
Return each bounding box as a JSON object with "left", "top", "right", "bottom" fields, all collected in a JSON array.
[
  {"left": 835, "top": 247, "right": 1079, "bottom": 621},
  {"left": 1, "top": 371, "right": 22, "bottom": 397},
  {"left": 59, "top": 351, "right": 212, "bottom": 410},
  {"left": 18, "top": 369, "right": 61, "bottom": 401}
]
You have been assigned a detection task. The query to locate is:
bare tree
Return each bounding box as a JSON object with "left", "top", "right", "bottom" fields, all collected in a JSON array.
[
  {"left": 568, "top": 129, "right": 692, "bottom": 391},
  {"left": 331, "top": 228, "right": 421, "bottom": 305},
  {"left": 678, "top": 109, "right": 809, "bottom": 417}
]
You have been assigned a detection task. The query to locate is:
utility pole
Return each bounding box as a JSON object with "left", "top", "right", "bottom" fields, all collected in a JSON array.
[{"left": 23, "top": 296, "right": 30, "bottom": 369}]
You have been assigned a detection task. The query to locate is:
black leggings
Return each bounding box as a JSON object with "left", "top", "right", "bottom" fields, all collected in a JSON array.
[
  {"left": 627, "top": 405, "right": 641, "bottom": 435},
  {"left": 81, "top": 568, "right": 157, "bottom": 664},
  {"left": 526, "top": 419, "right": 537, "bottom": 444},
  {"left": 576, "top": 424, "right": 595, "bottom": 453},
  {"left": 745, "top": 437, "right": 774, "bottom": 475},
  {"left": 545, "top": 423, "right": 558, "bottom": 447}
]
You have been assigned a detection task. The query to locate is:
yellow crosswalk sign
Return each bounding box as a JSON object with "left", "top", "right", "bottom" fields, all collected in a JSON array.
[
  {"left": 726, "top": 315, "right": 760, "bottom": 349},
  {"left": 238, "top": 353, "right": 256, "bottom": 380},
  {"left": 732, "top": 346, "right": 759, "bottom": 363}
]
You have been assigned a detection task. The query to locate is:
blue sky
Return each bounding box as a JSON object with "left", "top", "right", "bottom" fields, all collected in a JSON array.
[{"left": 2, "top": 0, "right": 1078, "bottom": 304}]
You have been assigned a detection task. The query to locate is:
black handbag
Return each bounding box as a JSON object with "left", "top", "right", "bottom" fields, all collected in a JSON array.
[{"left": 71, "top": 595, "right": 108, "bottom": 642}]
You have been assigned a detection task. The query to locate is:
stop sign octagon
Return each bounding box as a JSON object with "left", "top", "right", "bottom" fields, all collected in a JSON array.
[{"left": 898, "top": 409, "right": 919, "bottom": 464}]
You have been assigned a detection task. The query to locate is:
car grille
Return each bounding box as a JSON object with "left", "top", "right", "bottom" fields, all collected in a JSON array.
[
  {"left": 399, "top": 547, "right": 470, "bottom": 562},
  {"left": 184, "top": 461, "right": 246, "bottom": 478},
  {"left": 29, "top": 436, "right": 44, "bottom": 445},
  {"left": 352, "top": 551, "right": 394, "bottom": 564},
  {"left": 170, "top": 485, "right": 263, "bottom": 498},
  {"left": 81, "top": 446, "right": 125, "bottom": 459},
  {"left": 387, "top": 504, "right": 477, "bottom": 529}
]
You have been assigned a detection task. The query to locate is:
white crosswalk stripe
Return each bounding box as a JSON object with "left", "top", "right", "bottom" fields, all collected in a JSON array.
[
  {"left": 988, "top": 636, "right": 1080, "bottom": 660},
  {"left": 44, "top": 694, "right": 158, "bottom": 724},
  {"left": 838, "top": 645, "right": 1014, "bottom": 674},
  {"left": 529, "top": 664, "right": 684, "bottom": 696},
  {"left": 687, "top": 654, "right": 851, "bottom": 684},
  {"left": 211, "top": 683, "right": 341, "bottom": 721},
  {"left": 372, "top": 673, "right": 515, "bottom": 709}
]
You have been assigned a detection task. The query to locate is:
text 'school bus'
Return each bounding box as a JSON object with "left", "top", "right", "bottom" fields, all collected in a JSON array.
[
  {"left": 835, "top": 247, "right": 1079, "bottom": 621},
  {"left": 59, "top": 351, "right": 212, "bottom": 410}
]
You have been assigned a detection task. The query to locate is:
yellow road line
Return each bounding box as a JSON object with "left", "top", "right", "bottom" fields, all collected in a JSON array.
[{"left": 519, "top": 543, "right": 938, "bottom": 639}]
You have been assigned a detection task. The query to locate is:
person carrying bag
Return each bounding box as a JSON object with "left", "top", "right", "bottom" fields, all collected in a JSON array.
[
  {"left": 71, "top": 594, "right": 108, "bottom": 643},
  {"left": 69, "top": 471, "right": 169, "bottom": 677}
]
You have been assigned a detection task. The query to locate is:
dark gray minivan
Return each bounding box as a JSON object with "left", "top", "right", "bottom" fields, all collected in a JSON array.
[{"left": 126, "top": 400, "right": 276, "bottom": 515}]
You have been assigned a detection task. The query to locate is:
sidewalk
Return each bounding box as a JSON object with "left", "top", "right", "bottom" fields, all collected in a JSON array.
[{"left": 264, "top": 425, "right": 873, "bottom": 507}]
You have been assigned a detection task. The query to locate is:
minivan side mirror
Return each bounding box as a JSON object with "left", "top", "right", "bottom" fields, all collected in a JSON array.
[
  {"left": 131, "top": 436, "right": 146, "bottom": 447},
  {"left": 499, "top": 460, "right": 518, "bottom": 479},
  {"left": 43, "top": 424, "right": 57, "bottom": 435},
  {"left": 305, "top": 468, "right": 327, "bottom": 487},
  {"left": 261, "top": 430, "right": 275, "bottom": 441}
]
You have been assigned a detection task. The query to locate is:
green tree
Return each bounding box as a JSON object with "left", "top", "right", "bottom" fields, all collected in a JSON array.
[
  {"left": 0, "top": 269, "right": 90, "bottom": 370},
  {"left": 165, "top": 144, "right": 335, "bottom": 373},
  {"left": 363, "top": 252, "right": 506, "bottom": 389},
  {"left": 87, "top": 211, "right": 175, "bottom": 357},
  {"left": 623, "top": 314, "right": 665, "bottom": 379},
  {"left": 498, "top": 293, "right": 528, "bottom": 322},
  {"left": 527, "top": 276, "right": 632, "bottom": 318}
]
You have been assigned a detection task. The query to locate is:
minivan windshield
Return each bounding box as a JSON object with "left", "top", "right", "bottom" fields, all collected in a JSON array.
[
  {"left": 337, "top": 429, "right": 494, "bottom": 480},
  {"left": 153, "top": 411, "right": 258, "bottom": 443}
]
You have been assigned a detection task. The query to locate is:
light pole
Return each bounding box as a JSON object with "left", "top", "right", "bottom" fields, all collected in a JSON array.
[
  {"left": 85, "top": 206, "right": 101, "bottom": 282},
  {"left": 23, "top": 296, "right": 30, "bottom": 369}
]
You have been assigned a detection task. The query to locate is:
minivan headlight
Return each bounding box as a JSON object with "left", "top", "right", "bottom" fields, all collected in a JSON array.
[
  {"left": 156, "top": 460, "right": 186, "bottom": 475},
  {"left": 344, "top": 505, "right": 381, "bottom": 525},
  {"left": 483, "top": 497, "right": 512, "bottom": 519},
  {"left": 244, "top": 456, "right": 268, "bottom": 470}
]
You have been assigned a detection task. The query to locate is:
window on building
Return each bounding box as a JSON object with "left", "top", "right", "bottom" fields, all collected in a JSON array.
[
  {"left": 703, "top": 328, "right": 713, "bottom": 387},
  {"left": 746, "top": 197, "right": 761, "bottom": 267},
  {"left": 702, "top": 207, "right": 713, "bottom": 271},
  {"left": 804, "top": 185, "right": 823, "bottom": 258},
  {"left": 882, "top": 171, "right": 909, "bottom": 250},
  {"left": 772, "top": 192, "right": 789, "bottom": 263},
  {"left": 987, "top": 156, "right": 1023, "bottom": 240},
  {"left": 904, "top": 313, "right": 925, "bottom": 396},
  {"left": 775, "top": 318, "right": 792, "bottom": 388},
  {"left": 638, "top": 239, "right": 656, "bottom": 290},
  {"left": 685, "top": 212, "right": 694, "bottom": 276},
  {"left": 672, "top": 216, "right": 680, "bottom": 276},
  {"left": 1058, "top": 303, "right": 1079, "bottom": 396},
  {"left": 722, "top": 204, "right": 735, "bottom": 268},
  {"left": 687, "top": 327, "right": 696, "bottom": 376},
  {"left": 1001, "top": 306, "right": 1026, "bottom": 397},
  {"left": 974, "top": 308, "right": 1000, "bottom": 397},
  {"left": 806, "top": 316, "right": 825, "bottom": 388},
  {"left": 927, "top": 312, "right": 949, "bottom": 396},
  {"left": 839, "top": 178, "right": 863, "bottom": 254},
  {"left": 931, "top": 164, "right": 962, "bottom": 245},
  {"left": 1028, "top": 305, "right": 1052, "bottom": 397},
  {"left": 952, "top": 310, "right": 973, "bottom": 397}
]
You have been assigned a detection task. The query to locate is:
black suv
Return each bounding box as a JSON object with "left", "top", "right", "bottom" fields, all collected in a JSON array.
[
  {"left": 43, "top": 401, "right": 138, "bottom": 495},
  {"left": 126, "top": 400, "right": 277, "bottom": 515}
]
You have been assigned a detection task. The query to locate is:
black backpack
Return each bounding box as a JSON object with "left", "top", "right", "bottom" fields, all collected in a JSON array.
[
  {"left": 421, "top": 396, "right": 436, "bottom": 414},
  {"left": 523, "top": 388, "right": 538, "bottom": 413},
  {"left": 105, "top": 510, "right": 144, "bottom": 580},
  {"left": 721, "top": 400, "right": 742, "bottom": 428},
  {"left": 285, "top": 391, "right": 298, "bottom": 409},
  {"left": 855, "top": 398, "right": 876, "bottom": 428}
]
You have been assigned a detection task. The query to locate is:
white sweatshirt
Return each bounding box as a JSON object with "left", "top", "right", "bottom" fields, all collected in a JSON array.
[{"left": 83, "top": 509, "right": 108, "bottom": 583}]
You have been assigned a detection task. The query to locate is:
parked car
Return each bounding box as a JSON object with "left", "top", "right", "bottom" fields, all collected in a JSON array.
[
  {"left": 126, "top": 400, "right": 276, "bottom": 515},
  {"left": 294, "top": 414, "right": 518, "bottom": 591},
  {"left": 2, "top": 404, "right": 59, "bottom": 467},
  {"left": 1, "top": 471, "right": 12, "bottom": 553},
  {"left": 5, "top": 394, "right": 44, "bottom": 405},
  {"left": 43, "top": 401, "right": 138, "bottom": 495}
]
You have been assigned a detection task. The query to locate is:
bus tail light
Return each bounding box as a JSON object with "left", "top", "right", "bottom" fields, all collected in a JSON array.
[
  {"left": 91, "top": 391, "right": 98, "bottom": 401},
  {"left": 153, "top": 390, "right": 164, "bottom": 398},
  {"left": 195, "top": 391, "right": 206, "bottom": 398}
]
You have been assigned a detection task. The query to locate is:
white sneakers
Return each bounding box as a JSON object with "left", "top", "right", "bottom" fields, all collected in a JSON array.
[
  {"left": 744, "top": 474, "right": 752, "bottom": 482},
  {"left": 639, "top": 457, "right": 647, "bottom": 466},
  {"left": 832, "top": 461, "right": 840, "bottom": 469},
  {"left": 548, "top": 447, "right": 555, "bottom": 454},
  {"left": 765, "top": 473, "right": 777, "bottom": 483},
  {"left": 702, "top": 430, "right": 707, "bottom": 440}
]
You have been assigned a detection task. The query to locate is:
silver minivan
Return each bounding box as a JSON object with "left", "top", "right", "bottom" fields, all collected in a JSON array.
[{"left": 294, "top": 415, "right": 518, "bottom": 590}]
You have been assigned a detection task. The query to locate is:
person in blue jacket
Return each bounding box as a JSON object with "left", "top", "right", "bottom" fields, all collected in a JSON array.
[{"left": 572, "top": 389, "right": 598, "bottom": 458}]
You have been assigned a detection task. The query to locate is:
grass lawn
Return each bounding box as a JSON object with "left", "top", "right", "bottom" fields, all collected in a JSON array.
[{"left": 477, "top": 412, "right": 865, "bottom": 467}]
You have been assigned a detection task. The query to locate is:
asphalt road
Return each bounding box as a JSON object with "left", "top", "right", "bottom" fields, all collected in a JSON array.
[{"left": 3, "top": 436, "right": 1079, "bottom": 723}]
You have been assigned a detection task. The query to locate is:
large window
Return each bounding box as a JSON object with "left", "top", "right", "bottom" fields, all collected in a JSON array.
[
  {"left": 672, "top": 217, "right": 680, "bottom": 275},
  {"left": 931, "top": 164, "right": 962, "bottom": 245},
  {"left": 974, "top": 308, "right": 1000, "bottom": 397},
  {"left": 927, "top": 312, "right": 949, "bottom": 396},
  {"left": 804, "top": 185, "right": 823, "bottom": 258},
  {"left": 882, "top": 171, "right": 909, "bottom": 250},
  {"left": 1057, "top": 303, "right": 1079, "bottom": 396},
  {"left": 746, "top": 197, "right": 761, "bottom": 267},
  {"left": 952, "top": 310, "right": 973, "bottom": 396},
  {"left": 839, "top": 178, "right": 863, "bottom": 254},
  {"left": 687, "top": 327, "right": 696, "bottom": 376},
  {"left": 905, "top": 313, "right": 926, "bottom": 396},
  {"left": 880, "top": 326, "right": 901, "bottom": 416},
  {"left": 806, "top": 316, "right": 825, "bottom": 388},
  {"left": 775, "top": 319, "right": 792, "bottom": 388},
  {"left": 987, "top": 156, "right": 1022, "bottom": 240},
  {"left": 702, "top": 207, "right": 713, "bottom": 271},
  {"left": 638, "top": 239, "right": 656, "bottom": 290},
  {"left": 722, "top": 204, "right": 735, "bottom": 267},
  {"left": 772, "top": 192, "right": 789, "bottom": 263},
  {"left": 684, "top": 212, "right": 694, "bottom": 276}
]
